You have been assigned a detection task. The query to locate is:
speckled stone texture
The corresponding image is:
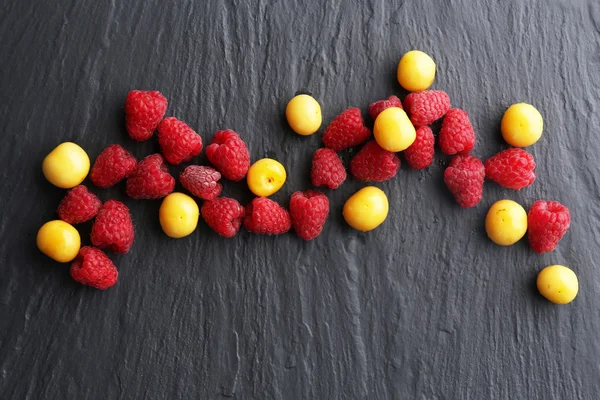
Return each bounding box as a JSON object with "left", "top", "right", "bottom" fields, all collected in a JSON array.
[{"left": 1, "top": 0, "right": 600, "bottom": 399}]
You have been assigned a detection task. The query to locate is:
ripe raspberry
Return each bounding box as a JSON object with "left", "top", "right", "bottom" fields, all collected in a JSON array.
[
  {"left": 57, "top": 185, "right": 102, "bottom": 224},
  {"left": 180, "top": 166, "right": 222, "bottom": 200},
  {"left": 201, "top": 197, "right": 245, "bottom": 238},
  {"left": 322, "top": 108, "right": 371, "bottom": 151},
  {"left": 244, "top": 197, "right": 291, "bottom": 235},
  {"left": 289, "top": 190, "right": 329, "bottom": 240},
  {"left": 527, "top": 200, "right": 571, "bottom": 254},
  {"left": 91, "top": 200, "right": 134, "bottom": 253},
  {"left": 90, "top": 144, "right": 137, "bottom": 188},
  {"left": 484, "top": 148, "right": 536, "bottom": 190},
  {"left": 368, "top": 96, "right": 403, "bottom": 120},
  {"left": 404, "top": 90, "right": 451, "bottom": 127},
  {"left": 126, "top": 154, "right": 175, "bottom": 199},
  {"left": 125, "top": 90, "right": 168, "bottom": 141},
  {"left": 157, "top": 117, "right": 203, "bottom": 165},
  {"left": 70, "top": 246, "right": 118, "bottom": 290},
  {"left": 311, "top": 148, "right": 346, "bottom": 189},
  {"left": 350, "top": 141, "right": 400, "bottom": 182},
  {"left": 206, "top": 130, "right": 251, "bottom": 181},
  {"left": 404, "top": 126, "right": 435, "bottom": 170},
  {"left": 439, "top": 108, "right": 475, "bottom": 155},
  {"left": 444, "top": 154, "right": 485, "bottom": 208}
]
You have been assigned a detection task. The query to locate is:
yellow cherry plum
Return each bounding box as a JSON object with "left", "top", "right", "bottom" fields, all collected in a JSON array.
[
  {"left": 374, "top": 107, "right": 416, "bottom": 152},
  {"left": 37, "top": 220, "right": 81, "bottom": 262},
  {"left": 485, "top": 199, "right": 528, "bottom": 246},
  {"left": 286, "top": 94, "right": 322, "bottom": 136},
  {"left": 42, "top": 142, "right": 90, "bottom": 188},
  {"left": 247, "top": 158, "right": 287, "bottom": 197},
  {"left": 537, "top": 265, "right": 578, "bottom": 304},
  {"left": 397, "top": 50, "right": 436, "bottom": 92},
  {"left": 159, "top": 193, "right": 200, "bottom": 238},
  {"left": 501, "top": 103, "right": 543, "bottom": 147},
  {"left": 343, "top": 186, "right": 389, "bottom": 232}
]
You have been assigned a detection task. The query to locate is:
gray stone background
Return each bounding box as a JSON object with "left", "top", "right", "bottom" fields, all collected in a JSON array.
[{"left": 1, "top": 0, "right": 599, "bottom": 399}]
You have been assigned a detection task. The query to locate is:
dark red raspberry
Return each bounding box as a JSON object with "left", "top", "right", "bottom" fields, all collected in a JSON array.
[
  {"left": 404, "top": 90, "right": 451, "bottom": 127},
  {"left": 311, "top": 148, "right": 347, "bottom": 189},
  {"left": 206, "top": 130, "right": 251, "bottom": 181},
  {"left": 368, "top": 96, "right": 403, "bottom": 120},
  {"left": 350, "top": 141, "right": 400, "bottom": 182},
  {"left": 444, "top": 154, "right": 485, "bottom": 208},
  {"left": 70, "top": 246, "right": 118, "bottom": 290},
  {"left": 91, "top": 200, "right": 134, "bottom": 253},
  {"left": 201, "top": 197, "right": 245, "bottom": 238},
  {"left": 484, "top": 148, "right": 536, "bottom": 190},
  {"left": 180, "top": 166, "right": 222, "bottom": 200},
  {"left": 244, "top": 197, "right": 291, "bottom": 235},
  {"left": 157, "top": 117, "right": 203, "bottom": 165},
  {"left": 404, "top": 126, "right": 435, "bottom": 170},
  {"left": 527, "top": 200, "right": 571, "bottom": 254},
  {"left": 90, "top": 144, "right": 137, "bottom": 188},
  {"left": 57, "top": 185, "right": 102, "bottom": 224},
  {"left": 439, "top": 108, "right": 475, "bottom": 155},
  {"left": 322, "top": 108, "right": 371, "bottom": 151},
  {"left": 125, "top": 90, "right": 168, "bottom": 141},
  {"left": 126, "top": 154, "right": 175, "bottom": 199},
  {"left": 289, "top": 190, "right": 329, "bottom": 240}
]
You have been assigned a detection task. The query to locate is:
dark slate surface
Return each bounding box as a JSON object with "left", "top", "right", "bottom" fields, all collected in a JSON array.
[{"left": 1, "top": 0, "right": 600, "bottom": 399}]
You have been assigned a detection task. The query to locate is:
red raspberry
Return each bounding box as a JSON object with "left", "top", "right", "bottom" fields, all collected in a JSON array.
[
  {"left": 322, "top": 108, "right": 371, "bottom": 151},
  {"left": 527, "top": 200, "right": 571, "bottom": 254},
  {"left": 70, "top": 246, "right": 118, "bottom": 290},
  {"left": 311, "top": 148, "right": 346, "bottom": 189},
  {"left": 289, "top": 190, "right": 329, "bottom": 240},
  {"left": 443, "top": 154, "right": 485, "bottom": 208},
  {"left": 180, "top": 166, "right": 222, "bottom": 200},
  {"left": 201, "top": 197, "right": 245, "bottom": 238},
  {"left": 157, "top": 117, "right": 203, "bottom": 165},
  {"left": 126, "top": 154, "right": 175, "bottom": 199},
  {"left": 206, "top": 130, "right": 251, "bottom": 181},
  {"left": 90, "top": 144, "right": 137, "bottom": 188},
  {"left": 404, "top": 126, "right": 435, "bottom": 170},
  {"left": 368, "top": 95, "right": 403, "bottom": 120},
  {"left": 57, "top": 185, "right": 102, "bottom": 224},
  {"left": 244, "top": 197, "right": 291, "bottom": 235},
  {"left": 125, "top": 90, "right": 168, "bottom": 141},
  {"left": 439, "top": 108, "right": 475, "bottom": 155},
  {"left": 484, "top": 148, "right": 536, "bottom": 190},
  {"left": 91, "top": 200, "right": 134, "bottom": 253},
  {"left": 404, "top": 90, "right": 451, "bottom": 127},
  {"left": 350, "top": 141, "right": 400, "bottom": 182}
]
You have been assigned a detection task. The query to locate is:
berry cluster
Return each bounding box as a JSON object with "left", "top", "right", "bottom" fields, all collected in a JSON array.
[
  {"left": 46, "top": 81, "right": 570, "bottom": 291},
  {"left": 51, "top": 90, "right": 328, "bottom": 290},
  {"left": 316, "top": 90, "right": 569, "bottom": 258}
]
